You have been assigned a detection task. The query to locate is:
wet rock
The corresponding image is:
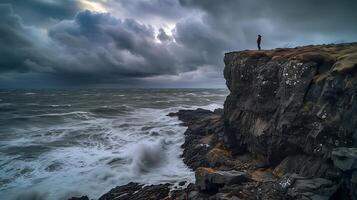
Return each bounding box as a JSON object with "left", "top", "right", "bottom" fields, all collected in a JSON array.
[
  {"left": 98, "top": 182, "right": 170, "bottom": 200},
  {"left": 331, "top": 147, "right": 357, "bottom": 171},
  {"left": 178, "top": 181, "right": 186, "bottom": 186},
  {"left": 169, "top": 108, "right": 224, "bottom": 169},
  {"left": 168, "top": 108, "right": 215, "bottom": 126},
  {"left": 195, "top": 167, "right": 248, "bottom": 192}
]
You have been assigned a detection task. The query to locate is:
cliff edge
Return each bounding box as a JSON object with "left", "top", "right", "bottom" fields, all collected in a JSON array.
[
  {"left": 221, "top": 43, "right": 357, "bottom": 199},
  {"left": 224, "top": 43, "right": 357, "bottom": 164}
]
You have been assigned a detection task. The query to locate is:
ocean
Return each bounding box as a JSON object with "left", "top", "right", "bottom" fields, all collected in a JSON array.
[{"left": 0, "top": 89, "right": 227, "bottom": 200}]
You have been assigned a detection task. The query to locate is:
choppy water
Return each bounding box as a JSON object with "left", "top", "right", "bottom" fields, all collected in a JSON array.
[{"left": 0, "top": 89, "right": 227, "bottom": 200}]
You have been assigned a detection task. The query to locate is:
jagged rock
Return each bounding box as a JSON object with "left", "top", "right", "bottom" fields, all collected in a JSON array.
[
  {"left": 169, "top": 108, "right": 224, "bottom": 169},
  {"left": 195, "top": 167, "right": 248, "bottom": 191},
  {"left": 168, "top": 108, "right": 215, "bottom": 126},
  {"left": 223, "top": 43, "right": 357, "bottom": 165},
  {"left": 287, "top": 177, "right": 338, "bottom": 200},
  {"left": 273, "top": 155, "right": 334, "bottom": 178},
  {"left": 331, "top": 147, "right": 357, "bottom": 171},
  {"left": 277, "top": 173, "right": 338, "bottom": 200},
  {"left": 98, "top": 182, "right": 170, "bottom": 200}
]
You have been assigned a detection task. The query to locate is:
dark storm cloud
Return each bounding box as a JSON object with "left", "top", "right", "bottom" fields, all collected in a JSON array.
[
  {"left": 0, "top": 4, "right": 49, "bottom": 73},
  {"left": 179, "top": 0, "right": 357, "bottom": 48},
  {"left": 174, "top": 18, "right": 230, "bottom": 66},
  {"left": 1, "top": 0, "right": 80, "bottom": 26},
  {"left": 179, "top": 0, "right": 357, "bottom": 26},
  {"left": 0, "top": 6, "right": 214, "bottom": 86},
  {"left": 1, "top": 0, "right": 357, "bottom": 88},
  {"left": 0, "top": 5, "right": 31, "bottom": 47},
  {"left": 47, "top": 10, "right": 181, "bottom": 78}
]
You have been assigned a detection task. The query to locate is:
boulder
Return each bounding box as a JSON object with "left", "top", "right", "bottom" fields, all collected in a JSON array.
[
  {"left": 277, "top": 173, "right": 338, "bottom": 200},
  {"left": 195, "top": 167, "right": 248, "bottom": 191}
]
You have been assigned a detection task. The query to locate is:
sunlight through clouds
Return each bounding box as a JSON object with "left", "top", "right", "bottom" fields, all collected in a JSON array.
[{"left": 79, "top": 0, "right": 108, "bottom": 12}]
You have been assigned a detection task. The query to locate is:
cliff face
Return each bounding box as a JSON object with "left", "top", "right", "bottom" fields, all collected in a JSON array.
[{"left": 223, "top": 43, "right": 357, "bottom": 165}]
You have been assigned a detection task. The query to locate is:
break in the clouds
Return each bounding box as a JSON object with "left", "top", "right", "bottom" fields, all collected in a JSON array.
[{"left": 0, "top": 0, "right": 357, "bottom": 88}]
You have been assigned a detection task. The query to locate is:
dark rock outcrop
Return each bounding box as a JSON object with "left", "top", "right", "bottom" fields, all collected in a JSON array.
[
  {"left": 195, "top": 168, "right": 247, "bottom": 192},
  {"left": 98, "top": 182, "right": 171, "bottom": 200},
  {"left": 223, "top": 43, "right": 357, "bottom": 165},
  {"left": 222, "top": 43, "right": 357, "bottom": 199},
  {"left": 169, "top": 108, "right": 225, "bottom": 169},
  {"left": 276, "top": 173, "right": 338, "bottom": 199}
]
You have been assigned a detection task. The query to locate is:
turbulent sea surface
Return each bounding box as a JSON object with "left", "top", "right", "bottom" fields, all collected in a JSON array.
[{"left": 0, "top": 89, "right": 227, "bottom": 200}]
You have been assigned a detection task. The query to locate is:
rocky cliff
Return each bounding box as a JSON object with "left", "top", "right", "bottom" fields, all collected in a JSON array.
[
  {"left": 70, "top": 43, "right": 357, "bottom": 200},
  {"left": 223, "top": 43, "right": 357, "bottom": 166},
  {"left": 222, "top": 43, "right": 357, "bottom": 199}
]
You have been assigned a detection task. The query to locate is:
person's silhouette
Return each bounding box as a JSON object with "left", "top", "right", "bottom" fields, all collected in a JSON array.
[{"left": 257, "top": 34, "right": 262, "bottom": 50}]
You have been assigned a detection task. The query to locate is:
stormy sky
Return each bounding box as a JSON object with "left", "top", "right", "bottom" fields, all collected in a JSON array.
[{"left": 0, "top": 0, "right": 356, "bottom": 88}]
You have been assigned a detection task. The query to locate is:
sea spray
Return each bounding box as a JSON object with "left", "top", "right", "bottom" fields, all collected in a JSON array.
[{"left": 128, "top": 139, "right": 167, "bottom": 173}]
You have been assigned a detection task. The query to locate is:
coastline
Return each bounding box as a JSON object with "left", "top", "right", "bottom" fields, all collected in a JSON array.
[{"left": 70, "top": 43, "right": 357, "bottom": 200}]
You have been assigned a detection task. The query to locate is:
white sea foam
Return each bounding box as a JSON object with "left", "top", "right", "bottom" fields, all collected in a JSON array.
[
  {"left": 0, "top": 107, "right": 196, "bottom": 200},
  {"left": 49, "top": 104, "right": 72, "bottom": 107},
  {"left": 29, "top": 111, "right": 94, "bottom": 121},
  {"left": 0, "top": 90, "right": 226, "bottom": 200},
  {"left": 35, "top": 111, "right": 90, "bottom": 117}
]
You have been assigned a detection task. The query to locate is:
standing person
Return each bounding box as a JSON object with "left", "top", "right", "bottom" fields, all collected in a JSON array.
[{"left": 257, "top": 34, "right": 262, "bottom": 50}]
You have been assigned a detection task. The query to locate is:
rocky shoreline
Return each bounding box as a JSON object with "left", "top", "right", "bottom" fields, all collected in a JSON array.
[{"left": 70, "top": 43, "right": 357, "bottom": 200}]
